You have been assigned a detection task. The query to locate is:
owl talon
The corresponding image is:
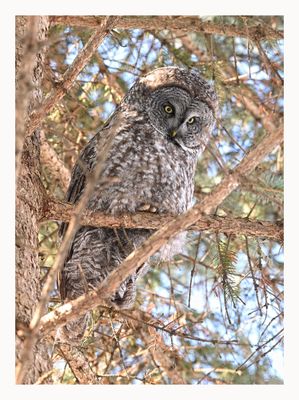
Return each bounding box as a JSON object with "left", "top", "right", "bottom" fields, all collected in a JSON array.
[
  {"left": 149, "top": 206, "right": 157, "bottom": 213},
  {"left": 138, "top": 204, "right": 151, "bottom": 211}
]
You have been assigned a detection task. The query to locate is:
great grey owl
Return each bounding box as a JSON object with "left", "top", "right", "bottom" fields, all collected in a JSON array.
[{"left": 58, "top": 66, "right": 217, "bottom": 339}]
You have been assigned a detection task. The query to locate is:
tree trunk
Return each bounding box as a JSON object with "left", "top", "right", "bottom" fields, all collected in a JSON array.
[{"left": 15, "top": 16, "right": 52, "bottom": 384}]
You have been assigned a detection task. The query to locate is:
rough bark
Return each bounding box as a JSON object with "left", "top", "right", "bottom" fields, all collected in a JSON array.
[
  {"left": 15, "top": 16, "right": 40, "bottom": 176},
  {"left": 15, "top": 16, "right": 52, "bottom": 385}
]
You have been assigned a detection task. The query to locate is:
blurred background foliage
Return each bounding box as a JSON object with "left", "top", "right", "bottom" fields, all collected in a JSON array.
[{"left": 38, "top": 15, "right": 283, "bottom": 384}]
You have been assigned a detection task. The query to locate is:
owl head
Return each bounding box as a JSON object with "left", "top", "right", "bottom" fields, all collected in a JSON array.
[{"left": 124, "top": 67, "right": 218, "bottom": 154}]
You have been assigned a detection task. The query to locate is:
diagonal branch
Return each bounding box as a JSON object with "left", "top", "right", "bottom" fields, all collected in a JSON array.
[
  {"left": 26, "top": 16, "right": 118, "bottom": 137},
  {"left": 37, "top": 118, "right": 283, "bottom": 339},
  {"left": 49, "top": 16, "right": 283, "bottom": 41},
  {"left": 42, "top": 197, "right": 283, "bottom": 242}
]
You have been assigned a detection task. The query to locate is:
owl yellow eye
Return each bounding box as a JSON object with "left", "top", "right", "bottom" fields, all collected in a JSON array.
[
  {"left": 187, "top": 117, "right": 195, "bottom": 125},
  {"left": 164, "top": 104, "right": 174, "bottom": 114}
]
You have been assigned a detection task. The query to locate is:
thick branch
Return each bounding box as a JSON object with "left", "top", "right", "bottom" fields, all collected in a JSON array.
[
  {"left": 50, "top": 16, "right": 283, "bottom": 41},
  {"left": 26, "top": 16, "right": 118, "bottom": 137},
  {"left": 42, "top": 198, "right": 283, "bottom": 242}
]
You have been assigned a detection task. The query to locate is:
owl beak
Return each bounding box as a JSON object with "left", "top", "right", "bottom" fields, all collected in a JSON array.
[{"left": 169, "top": 130, "right": 177, "bottom": 138}]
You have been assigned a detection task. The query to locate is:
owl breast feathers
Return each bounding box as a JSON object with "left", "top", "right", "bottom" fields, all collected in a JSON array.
[{"left": 59, "top": 67, "right": 217, "bottom": 339}]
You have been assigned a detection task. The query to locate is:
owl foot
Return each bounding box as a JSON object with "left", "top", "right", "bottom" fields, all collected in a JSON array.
[
  {"left": 138, "top": 204, "right": 157, "bottom": 213},
  {"left": 138, "top": 203, "right": 151, "bottom": 211}
]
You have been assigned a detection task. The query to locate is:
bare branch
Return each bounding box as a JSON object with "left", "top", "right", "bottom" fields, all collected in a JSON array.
[
  {"left": 42, "top": 197, "right": 283, "bottom": 242},
  {"left": 50, "top": 16, "right": 283, "bottom": 41},
  {"left": 26, "top": 16, "right": 118, "bottom": 137}
]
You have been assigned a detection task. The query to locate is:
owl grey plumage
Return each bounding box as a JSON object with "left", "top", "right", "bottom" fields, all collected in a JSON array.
[{"left": 58, "top": 67, "right": 217, "bottom": 340}]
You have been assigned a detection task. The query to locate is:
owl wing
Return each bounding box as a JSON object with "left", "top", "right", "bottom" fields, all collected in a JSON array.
[
  {"left": 59, "top": 133, "right": 99, "bottom": 238},
  {"left": 59, "top": 105, "right": 124, "bottom": 238}
]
